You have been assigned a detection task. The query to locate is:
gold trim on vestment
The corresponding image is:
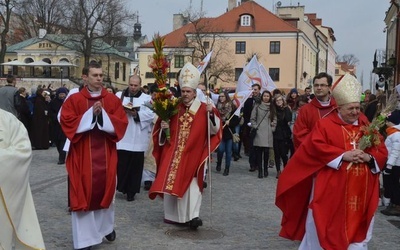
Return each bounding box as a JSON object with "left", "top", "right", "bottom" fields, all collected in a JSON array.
[{"left": 165, "top": 106, "right": 195, "bottom": 190}]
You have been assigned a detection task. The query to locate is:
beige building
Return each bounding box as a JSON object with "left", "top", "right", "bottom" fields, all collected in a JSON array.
[
  {"left": 138, "top": 0, "right": 336, "bottom": 92},
  {"left": 3, "top": 31, "right": 133, "bottom": 90}
]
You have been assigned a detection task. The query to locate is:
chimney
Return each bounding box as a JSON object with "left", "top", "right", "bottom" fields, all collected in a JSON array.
[
  {"left": 38, "top": 28, "right": 47, "bottom": 39},
  {"left": 228, "top": 0, "right": 236, "bottom": 11},
  {"left": 173, "top": 14, "right": 184, "bottom": 30}
]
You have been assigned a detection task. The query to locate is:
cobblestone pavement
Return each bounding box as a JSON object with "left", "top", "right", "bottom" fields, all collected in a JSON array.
[{"left": 30, "top": 147, "right": 400, "bottom": 250}]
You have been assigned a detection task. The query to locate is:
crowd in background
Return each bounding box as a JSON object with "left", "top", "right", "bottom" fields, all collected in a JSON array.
[{"left": 1, "top": 70, "right": 400, "bottom": 249}]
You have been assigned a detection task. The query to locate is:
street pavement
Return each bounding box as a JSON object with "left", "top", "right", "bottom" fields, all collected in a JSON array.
[{"left": 30, "top": 147, "right": 400, "bottom": 250}]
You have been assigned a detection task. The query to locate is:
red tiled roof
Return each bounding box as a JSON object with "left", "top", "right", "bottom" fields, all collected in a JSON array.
[{"left": 142, "top": 1, "right": 298, "bottom": 48}]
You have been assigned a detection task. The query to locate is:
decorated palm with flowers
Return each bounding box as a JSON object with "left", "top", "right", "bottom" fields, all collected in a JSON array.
[
  {"left": 147, "top": 34, "right": 180, "bottom": 142},
  {"left": 358, "top": 93, "right": 398, "bottom": 150}
]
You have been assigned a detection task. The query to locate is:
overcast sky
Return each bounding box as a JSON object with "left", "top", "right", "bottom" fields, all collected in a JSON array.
[{"left": 128, "top": 0, "right": 388, "bottom": 89}]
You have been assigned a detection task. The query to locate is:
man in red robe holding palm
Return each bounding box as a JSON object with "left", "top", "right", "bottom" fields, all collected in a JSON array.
[
  {"left": 276, "top": 74, "right": 387, "bottom": 249},
  {"left": 61, "top": 62, "right": 128, "bottom": 250},
  {"left": 149, "top": 62, "right": 222, "bottom": 229}
]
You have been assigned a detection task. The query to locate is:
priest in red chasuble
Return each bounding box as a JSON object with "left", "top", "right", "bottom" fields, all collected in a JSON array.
[
  {"left": 60, "top": 62, "right": 128, "bottom": 250},
  {"left": 293, "top": 72, "right": 337, "bottom": 149},
  {"left": 276, "top": 73, "right": 387, "bottom": 250},
  {"left": 149, "top": 62, "right": 222, "bottom": 229}
]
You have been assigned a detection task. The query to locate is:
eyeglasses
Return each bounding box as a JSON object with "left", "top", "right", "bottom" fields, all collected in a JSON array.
[{"left": 313, "top": 84, "right": 329, "bottom": 88}]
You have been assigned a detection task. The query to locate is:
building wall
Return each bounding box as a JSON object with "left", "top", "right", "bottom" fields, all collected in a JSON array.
[
  {"left": 137, "top": 4, "right": 335, "bottom": 92},
  {"left": 4, "top": 40, "right": 132, "bottom": 90}
]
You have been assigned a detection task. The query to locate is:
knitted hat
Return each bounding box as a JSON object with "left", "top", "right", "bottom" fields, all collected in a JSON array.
[
  {"left": 331, "top": 73, "right": 362, "bottom": 106},
  {"left": 56, "top": 87, "right": 69, "bottom": 95},
  {"left": 290, "top": 88, "right": 298, "bottom": 95},
  {"left": 179, "top": 62, "right": 200, "bottom": 89},
  {"left": 387, "top": 110, "right": 400, "bottom": 125}
]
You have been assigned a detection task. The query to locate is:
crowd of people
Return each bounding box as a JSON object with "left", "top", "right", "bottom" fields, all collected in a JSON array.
[{"left": 1, "top": 65, "right": 400, "bottom": 249}]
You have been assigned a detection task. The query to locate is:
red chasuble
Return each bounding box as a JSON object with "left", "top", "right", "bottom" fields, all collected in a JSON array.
[
  {"left": 276, "top": 112, "right": 387, "bottom": 249},
  {"left": 61, "top": 87, "right": 128, "bottom": 211},
  {"left": 149, "top": 101, "right": 222, "bottom": 199},
  {"left": 293, "top": 97, "right": 337, "bottom": 149}
]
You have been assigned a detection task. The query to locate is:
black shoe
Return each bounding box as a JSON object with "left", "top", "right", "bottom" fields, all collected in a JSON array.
[
  {"left": 249, "top": 166, "right": 256, "bottom": 172},
  {"left": 189, "top": 217, "right": 203, "bottom": 230},
  {"left": 216, "top": 165, "right": 221, "bottom": 172},
  {"left": 223, "top": 169, "right": 229, "bottom": 176},
  {"left": 203, "top": 181, "right": 207, "bottom": 188},
  {"left": 105, "top": 230, "right": 116, "bottom": 241},
  {"left": 264, "top": 169, "right": 269, "bottom": 177},
  {"left": 57, "top": 160, "right": 65, "bottom": 165},
  {"left": 144, "top": 181, "right": 152, "bottom": 191},
  {"left": 127, "top": 193, "right": 135, "bottom": 201}
]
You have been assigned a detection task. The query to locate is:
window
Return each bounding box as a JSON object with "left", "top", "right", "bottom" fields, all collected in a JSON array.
[
  {"left": 145, "top": 72, "right": 155, "bottom": 78},
  {"left": 235, "top": 68, "right": 243, "bottom": 81},
  {"left": 203, "top": 41, "right": 210, "bottom": 49},
  {"left": 269, "top": 68, "right": 280, "bottom": 81},
  {"left": 236, "top": 41, "right": 246, "bottom": 54},
  {"left": 174, "top": 55, "right": 185, "bottom": 68},
  {"left": 241, "top": 15, "right": 251, "bottom": 26},
  {"left": 122, "top": 63, "right": 126, "bottom": 81},
  {"left": 114, "top": 62, "right": 119, "bottom": 79},
  {"left": 270, "top": 41, "right": 280, "bottom": 54}
]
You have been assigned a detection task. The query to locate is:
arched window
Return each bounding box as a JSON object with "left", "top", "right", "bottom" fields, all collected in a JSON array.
[{"left": 241, "top": 15, "right": 251, "bottom": 26}]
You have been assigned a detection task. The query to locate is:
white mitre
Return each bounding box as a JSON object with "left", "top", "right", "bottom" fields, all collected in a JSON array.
[
  {"left": 179, "top": 62, "right": 200, "bottom": 89},
  {"left": 332, "top": 73, "right": 362, "bottom": 105}
]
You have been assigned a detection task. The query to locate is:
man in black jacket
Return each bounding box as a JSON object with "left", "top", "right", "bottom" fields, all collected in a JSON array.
[{"left": 241, "top": 83, "right": 261, "bottom": 171}]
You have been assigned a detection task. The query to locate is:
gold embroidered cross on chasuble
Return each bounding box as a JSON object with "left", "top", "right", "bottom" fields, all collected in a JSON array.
[
  {"left": 165, "top": 108, "right": 193, "bottom": 191},
  {"left": 341, "top": 125, "right": 370, "bottom": 238}
]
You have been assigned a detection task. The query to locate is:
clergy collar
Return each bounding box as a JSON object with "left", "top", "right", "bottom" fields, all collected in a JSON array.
[
  {"left": 183, "top": 98, "right": 195, "bottom": 107},
  {"left": 337, "top": 112, "right": 359, "bottom": 125},
  {"left": 86, "top": 86, "right": 101, "bottom": 94},
  {"left": 124, "top": 88, "right": 142, "bottom": 98},
  {"left": 316, "top": 96, "right": 331, "bottom": 107}
]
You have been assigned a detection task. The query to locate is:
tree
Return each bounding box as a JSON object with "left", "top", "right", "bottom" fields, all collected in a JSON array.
[
  {"left": 13, "top": 0, "right": 135, "bottom": 66},
  {"left": 0, "top": 0, "right": 18, "bottom": 68},
  {"left": 181, "top": 11, "right": 234, "bottom": 88},
  {"left": 62, "top": 0, "right": 135, "bottom": 65},
  {"left": 336, "top": 54, "right": 360, "bottom": 66},
  {"left": 13, "top": 0, "right": 65, "bottom": 40}
]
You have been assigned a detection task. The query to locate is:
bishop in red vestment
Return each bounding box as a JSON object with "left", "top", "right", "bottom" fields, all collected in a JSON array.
[
  {"left": 276, "top": 74, "right": 388, "bottom": 250},
  {"left": 149, "top": 100, "right": 221, "bottom": 199},
  {"left": 149, "top": 62, "right": 222, "bottom": 229}
]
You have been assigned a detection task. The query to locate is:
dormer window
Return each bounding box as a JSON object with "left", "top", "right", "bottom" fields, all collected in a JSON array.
[{"left": 241, "top": 15, "right": 251, "bottom": 26}]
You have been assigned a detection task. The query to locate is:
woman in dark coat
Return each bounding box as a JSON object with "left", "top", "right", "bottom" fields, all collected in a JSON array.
[
  {"left": 49, "top": 87, "right": 69, "bottom": 163},
  {"left": 30, "top": 88, "right": 50, "bottom": 149},
  {"left": 272, "top": 94, "right": 292, "bottom": 179}
]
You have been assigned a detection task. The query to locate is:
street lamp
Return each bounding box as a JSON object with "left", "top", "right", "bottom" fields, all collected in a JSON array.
[
  {"left": 60, "top": 68, "right": 63, "bottom": 87},
  {"left": 167, "top": 52, "right": 173, "bottom": 88}
]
